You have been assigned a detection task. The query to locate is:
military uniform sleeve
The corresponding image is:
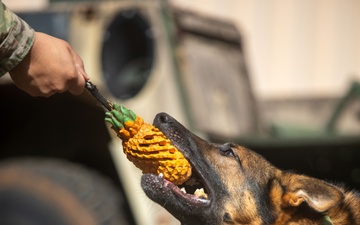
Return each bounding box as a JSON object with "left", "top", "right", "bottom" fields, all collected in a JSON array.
[{"left": 0, "top": 1, "right": 35, "bottom": 76}]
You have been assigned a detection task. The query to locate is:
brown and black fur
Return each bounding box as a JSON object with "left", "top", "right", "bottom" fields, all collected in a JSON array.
[{"left": 141, "top": 113, "right": 360, "bottom": 225}]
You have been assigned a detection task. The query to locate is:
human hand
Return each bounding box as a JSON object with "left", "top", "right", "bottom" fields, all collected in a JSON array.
[{"left": 9, "top": 32, "right": 89, "bottom": 97}]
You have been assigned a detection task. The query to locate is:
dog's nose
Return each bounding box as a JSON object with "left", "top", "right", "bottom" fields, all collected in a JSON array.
[
  {"left": 156, "top": 112, "right": 170, "bottom": 123},
  {"left": 153, "top": 112, "right": 174, "bottom": 126}
]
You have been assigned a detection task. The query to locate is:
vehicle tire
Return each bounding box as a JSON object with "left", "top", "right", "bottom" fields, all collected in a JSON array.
[{"left": 0, "top": 157, "right": 131, "bottom": 225}]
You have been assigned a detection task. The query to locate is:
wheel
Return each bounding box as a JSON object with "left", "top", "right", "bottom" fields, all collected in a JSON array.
[{"left": 0, "top": 158, "right": 131, "bottom": 225}]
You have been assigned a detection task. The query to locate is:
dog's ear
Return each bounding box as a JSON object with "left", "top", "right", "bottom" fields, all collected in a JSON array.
[{"left": 281, "top": 174, "right": 343, "bottom": 212}]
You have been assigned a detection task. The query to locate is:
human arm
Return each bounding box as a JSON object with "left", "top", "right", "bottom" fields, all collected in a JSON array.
[
  {"left": 0, "top": 1, "right": 89, "bottom": 96},
  {"left": 0, "top": 1, "right": 34, "bottom": 76},
  {"left": 9, "top": 32, "right": 90, "bottom": 96}
]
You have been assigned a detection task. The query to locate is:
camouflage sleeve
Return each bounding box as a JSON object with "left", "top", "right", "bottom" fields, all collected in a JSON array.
[{"left": 0, "top": 1, "right": 35, "bottom": 76}]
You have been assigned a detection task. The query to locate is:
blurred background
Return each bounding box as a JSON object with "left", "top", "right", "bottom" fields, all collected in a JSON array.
[{"left": 0, "top": 0, "right": 359, "bottom": 225}]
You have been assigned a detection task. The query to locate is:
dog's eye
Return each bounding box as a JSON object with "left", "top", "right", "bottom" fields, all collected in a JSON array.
[
  {"left": 219, "top": 143, "right": 242, "bottom": 167},
  {"left": 221, "top": 149, "right": 235, "bottom": 157},
  {"left": 219, "top": 143, "right": 235, "bottom": 158}
]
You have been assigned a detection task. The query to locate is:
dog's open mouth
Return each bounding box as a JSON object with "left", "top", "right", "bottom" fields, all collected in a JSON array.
[
  {"left": 141, "top": 113, "right": 213, "bottom": 212},
  {"left": 143, "top": 161, "right": 211, "bottom": 207},
  {"left": 141, "top": 141, "right": 211, "bottom": 207},
  {"left": 164, "top": 166, "right": 210, "bottom": 205}
]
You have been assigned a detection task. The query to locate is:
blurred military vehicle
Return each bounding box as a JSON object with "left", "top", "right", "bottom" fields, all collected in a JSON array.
[{"left": 0, "top": 1, "right": 359, "bottom": 225}]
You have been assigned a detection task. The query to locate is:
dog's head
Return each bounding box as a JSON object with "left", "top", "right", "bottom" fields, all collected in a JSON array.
[{"left": 141, "top": 113, "right": 344, "bottom": 225}]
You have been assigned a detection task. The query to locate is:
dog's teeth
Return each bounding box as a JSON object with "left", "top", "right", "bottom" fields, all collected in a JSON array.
[
  {"left": 158, "top": 173, "right": 164, "bottom": 178},
  {"left": 194, "top": 188, "right": 208, "bottom": 199},
  {"left": 180, "top": 187, "right": 187, "bottom": 194}
]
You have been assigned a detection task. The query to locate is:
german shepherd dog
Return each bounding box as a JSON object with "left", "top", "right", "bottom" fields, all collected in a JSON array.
[{"left": 141, "top": 113, "right": 360, "bottom": 225}]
